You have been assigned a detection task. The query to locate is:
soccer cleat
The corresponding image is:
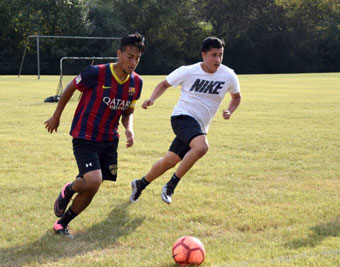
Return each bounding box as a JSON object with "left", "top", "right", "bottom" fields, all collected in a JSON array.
[
  {"left": 161, "top": 184, "right": 174, "bottom": 205},
  {"left": 129, "top": 179, "right": 143, "bottom": 203},
  {"left": 54, "top": 182, "right": 72, "bottom": 217},
  {"left": 53, "top": 221, "right": 74, "bottom": 239}
]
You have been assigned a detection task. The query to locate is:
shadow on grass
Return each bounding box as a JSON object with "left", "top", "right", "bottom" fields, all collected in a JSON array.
[
  {"left": 286, "top": 216, "right": 340, "bottom": 248},
  {"left": 1, "top": 201, "right": 145, "bottom": 265}
]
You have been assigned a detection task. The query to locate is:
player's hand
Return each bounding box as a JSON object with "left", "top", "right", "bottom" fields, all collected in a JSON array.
[
  {"left": 44, "top": 116, "right": 60, "bottom": 133},
  {"left": 142, "top": 99, "right": 154, "bottom": 109},
  {"left": 222, "top": 109, "right": 231, "bottom": 120},
  {"left": 125, "top": 129, "right": 134, "bottom": 148}
]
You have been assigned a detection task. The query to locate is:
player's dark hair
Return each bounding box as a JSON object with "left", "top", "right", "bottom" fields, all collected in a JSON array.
[
  {"left": 119, "top": 32, "right": 145, "bottom": 53},
  {"left": 201, "top": 37, "right": 224, "bottom": 53}
]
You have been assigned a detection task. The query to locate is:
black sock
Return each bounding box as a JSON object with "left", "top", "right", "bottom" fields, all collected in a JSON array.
[
  {"left": 167, "top": 173, "right": 181, "bottom": 189},
  {"left": 58, "top": 208, "right": 78, "bottom": 227},
  {"left": 65, "top": 183, "right": 75, "bottom": 198},
  {"left": 139, "top": 177, "right": 150, "bottom": 190}
]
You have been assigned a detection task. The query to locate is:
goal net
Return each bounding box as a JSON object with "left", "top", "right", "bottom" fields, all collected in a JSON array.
[{"left": 44, "top": 56, "right": 118, "bottom": 102}]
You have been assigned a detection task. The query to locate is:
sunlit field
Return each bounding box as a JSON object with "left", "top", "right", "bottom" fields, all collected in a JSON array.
[{"left": 0, "top": 73, "right": 340, "bottom": 266}]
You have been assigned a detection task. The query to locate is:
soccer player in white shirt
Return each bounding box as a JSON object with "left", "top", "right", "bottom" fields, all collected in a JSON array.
[{"left": 130, "top": 37, "right": 241, "bottom": 204}]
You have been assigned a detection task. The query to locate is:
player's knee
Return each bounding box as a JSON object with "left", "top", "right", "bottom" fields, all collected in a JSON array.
[
  {"left": 162, "top": 158, "right": 178, "bottom": 169},
  {"left": 89, "top": 180, "right": 101, "bottom": 194},
  {"left": 195, "top": 143, "right": 209, "bottom": 157},
  {"left": 83, "top": 174, "right": 102, "bottom": 194}
]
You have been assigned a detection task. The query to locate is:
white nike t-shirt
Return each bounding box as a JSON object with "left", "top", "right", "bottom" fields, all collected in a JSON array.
[{"left": 166, "top": 62, "right": 240, "bottom": 133}]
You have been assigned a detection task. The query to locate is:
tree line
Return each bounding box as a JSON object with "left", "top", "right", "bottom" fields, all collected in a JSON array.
[{"left": 1, "top": 0, "right": 339, "bottom": 75}]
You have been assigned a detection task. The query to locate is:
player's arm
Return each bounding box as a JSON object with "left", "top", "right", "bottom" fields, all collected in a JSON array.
[
  {"left": 44, "top": 80, "right": 77, "bottom": 133},
  {"left": 122, "top": 107, "right": 135, "bottom": 148},
  {"left": 223, "top": 92, "right": 241, "bottom": 120},
  {"left": 142, "top": 79, "right": 172, "bottom": 109}
]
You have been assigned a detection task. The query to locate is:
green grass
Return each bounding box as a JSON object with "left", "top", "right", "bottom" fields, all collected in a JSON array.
[{"left": 0, "top": 73, "right": 340, "bottom": 266}]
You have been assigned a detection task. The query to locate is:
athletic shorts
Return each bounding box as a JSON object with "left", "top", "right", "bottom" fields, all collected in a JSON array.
[
  {"left": 72, "top": 138, "right": 119, "bottom": 181},
  {"left": 169, "top": 115, "right": 205, "bottom": 159}
]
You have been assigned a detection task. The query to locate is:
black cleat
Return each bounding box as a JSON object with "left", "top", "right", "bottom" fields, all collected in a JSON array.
[
  {"left": 161, "top": 185, "right": 174, "bottom": 205},
  {"left": 130, "top": 179, "right": 143, "bottom": 203},
  {"left": 54, "top": 182, "right": 72, "bottom": 217},
  {"left": 53, "top": 221, "right": 74, "bottom": 239}
]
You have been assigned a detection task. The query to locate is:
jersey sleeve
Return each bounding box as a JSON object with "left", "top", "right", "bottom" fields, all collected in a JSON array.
[
  {"left": 135, "top": 77, "right": 143, "bottom": 100},
  {"left": 228, "top": 71, "right": 241, "bottom": 94},
  {"left": 165, "top": 66, "right": 188, "bottom": 87},
  {"left": 128, "top": 76, "right": 143, "bottom": 109},
  {"left": 73, "top": 66, "right": 98, "bottom": 92}
]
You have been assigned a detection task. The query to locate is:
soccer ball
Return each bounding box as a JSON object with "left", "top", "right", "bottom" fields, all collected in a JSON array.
[{"left": 172, "top": 236, "right": 206, "bottom": 266}]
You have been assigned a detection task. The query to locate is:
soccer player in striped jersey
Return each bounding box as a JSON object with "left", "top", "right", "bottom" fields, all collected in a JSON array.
[
  {"left": 45, "top": 32, "right": 145, "bottom": 238},
  {"left": 130, "top": 37, "right": 241, "bottom": 205}
]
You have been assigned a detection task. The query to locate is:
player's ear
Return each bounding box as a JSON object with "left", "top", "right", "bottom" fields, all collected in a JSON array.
[{"left": 117, "top": 49, "right": 121, "bottom": 59}]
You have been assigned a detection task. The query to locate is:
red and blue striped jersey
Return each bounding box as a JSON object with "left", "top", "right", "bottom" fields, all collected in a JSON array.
[{"left": 70, "top": 63, "right": 142, "bottom": 141}]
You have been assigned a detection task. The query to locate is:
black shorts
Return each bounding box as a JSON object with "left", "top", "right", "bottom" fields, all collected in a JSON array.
[
  {"left": 169, "top": 115, "right": 205, "bottom": 159},
  {"left": 72, "top": 138, "right": 119, "bottom": 181}
]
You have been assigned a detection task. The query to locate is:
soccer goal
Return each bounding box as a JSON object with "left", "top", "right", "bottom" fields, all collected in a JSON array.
[
  {"left": 17, "top": 34, "right": 120, "bottom": 102},
  {"left": 44, "top": 56, "right": 118, "bottom": 102},
  {"left": 18, "top": 35, "right": 120, "bottom": 79}
]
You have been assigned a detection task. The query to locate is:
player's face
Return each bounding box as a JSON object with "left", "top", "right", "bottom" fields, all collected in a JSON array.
[
  {"left": 201, "top": 47, "right": 224, "bottom": 73},
  {"left": 117, "top": 46, "right": 142, "bottom": 74}
]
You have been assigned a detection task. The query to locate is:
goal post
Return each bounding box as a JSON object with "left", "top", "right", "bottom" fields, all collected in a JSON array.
[
  {"left": 18, "top": 35, "right": 121, "bottom": 79},
  {"left": 44, "top": 56, "right": 118, "bottom": 103}
]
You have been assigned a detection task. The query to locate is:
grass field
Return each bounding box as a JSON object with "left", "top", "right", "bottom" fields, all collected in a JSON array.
[{"left": 0, "top": 73, "right": 340, "bottom": 266}]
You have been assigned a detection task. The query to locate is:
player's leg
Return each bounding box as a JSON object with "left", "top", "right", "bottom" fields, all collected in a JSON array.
[
  {"left": 53, "top": 138, "right": 102, "bottom": 237},
  {"left": 54, "top": 182, "right": 75, "bottom": 218},
  {"left": 161, "top": 135, "right": 208, "bottom": 204},
  {"left": 174, "top": 135, "right": 209, "bottom": 178},
  {"left": 54, "top": 170, "right": 103, "bottom": 218},
  {"left": 69, "top": 170, "right": 103, "bottom": 213},
  {"left": 53, "top": 179, "right": 76, "bottom": 238},
  {"left": 67, "top": 138, "right": 118, "bottom": 215},
  {"left": 54, "top": 170, "right": 102, "bottom": 238},
  {"left": 130, "top": 151, "right": 181, "bottom": 203},
  {"left": 161, "top": 115, "right": 207, "bottom": 204},
  {"left": 146, "top": 151, "right": 181, "bottom": 182}
]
